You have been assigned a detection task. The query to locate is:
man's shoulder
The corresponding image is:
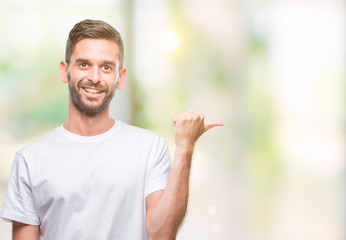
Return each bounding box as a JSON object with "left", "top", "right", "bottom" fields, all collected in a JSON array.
[
  {"left": 17, "top": 127, "right": 60, "bottom": 157},
  {"left": 117, "top": 120, "right": 166, "bottom": 145},
  {"left": 118, "top": 121, "right": 161, "bottom": 138}
]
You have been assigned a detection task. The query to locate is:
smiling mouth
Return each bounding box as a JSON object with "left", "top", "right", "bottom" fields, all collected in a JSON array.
[{"left": 82, "top": 87, "right": 103, "bottom": 94}]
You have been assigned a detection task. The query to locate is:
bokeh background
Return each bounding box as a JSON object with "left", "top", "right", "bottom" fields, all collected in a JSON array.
[{"left": 0, "top": 0, "right": 345, "bottom": 239}]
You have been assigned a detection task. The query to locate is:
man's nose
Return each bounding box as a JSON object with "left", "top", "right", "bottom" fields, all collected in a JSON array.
[{"left": 88, "top": 66, "right": 100, "bottom": 83}]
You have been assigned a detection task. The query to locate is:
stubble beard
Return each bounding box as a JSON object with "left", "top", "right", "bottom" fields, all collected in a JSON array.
[{"left": 67, "top": 73, "right": 116, "bottom": 115}]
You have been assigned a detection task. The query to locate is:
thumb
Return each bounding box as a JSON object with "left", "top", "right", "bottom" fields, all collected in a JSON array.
[{"left": 205, "top": 121, "right": 224, "bottom": 132}]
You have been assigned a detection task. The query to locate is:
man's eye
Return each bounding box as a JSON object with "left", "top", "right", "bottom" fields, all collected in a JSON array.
[
  {"left": 103, "top": 66, "right": 111, "bottom": 70},
  {"left": 81, "top": 63, "right": 88, "bottom": 67}
]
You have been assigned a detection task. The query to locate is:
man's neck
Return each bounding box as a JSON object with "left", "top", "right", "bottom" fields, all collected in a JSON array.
[{"left": 63, "top": 101, "right": 115, "bottom": 136}]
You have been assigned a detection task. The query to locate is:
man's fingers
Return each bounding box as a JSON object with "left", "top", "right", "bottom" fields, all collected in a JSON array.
[
  {"left": 173, "top": 110, "right": 223, "bottom": 134},
  {"left": 205, "top": 121, "right": 224, "bottom": 131},
  {"left": 172, "top": 110, "right": 203, "bottom": 126}
]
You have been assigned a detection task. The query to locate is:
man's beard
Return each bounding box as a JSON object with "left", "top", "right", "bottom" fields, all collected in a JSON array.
[{"left": 68, "top": 73, "right": 116, "bottom": 115}]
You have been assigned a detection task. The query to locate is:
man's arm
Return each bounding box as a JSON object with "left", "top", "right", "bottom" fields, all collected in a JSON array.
[
  {"left": 12, "top": 221, "right": 39, "bottom": 240},
  {"left": 146, "top": 110, "right": 223, "bottom": 240}
]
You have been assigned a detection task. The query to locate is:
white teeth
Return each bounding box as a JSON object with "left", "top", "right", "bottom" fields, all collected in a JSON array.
[{"left": 84, "top": 88, "right": 101, "bottom": 94}]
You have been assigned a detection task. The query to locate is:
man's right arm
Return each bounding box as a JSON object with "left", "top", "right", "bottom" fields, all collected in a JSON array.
[{"left": 12, "top": 221, "right": 39, "bottom": 240}]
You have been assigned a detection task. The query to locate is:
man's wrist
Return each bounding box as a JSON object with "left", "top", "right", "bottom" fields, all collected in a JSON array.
[{"left": 175, "top": 142, "right": 195, "bottom": 154}]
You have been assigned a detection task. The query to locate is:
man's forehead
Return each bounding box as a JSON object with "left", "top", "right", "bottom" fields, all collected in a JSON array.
[
  {"left": 75, "top": 38, "right": 119, "bottom": 47},
  {"left": 73, "top": 38, "right": 119, "bottom": 56}
]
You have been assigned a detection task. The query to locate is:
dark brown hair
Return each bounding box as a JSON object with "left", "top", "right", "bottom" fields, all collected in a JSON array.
[{"left": 65, "top": 19, "right": 124, "bottom": 70}]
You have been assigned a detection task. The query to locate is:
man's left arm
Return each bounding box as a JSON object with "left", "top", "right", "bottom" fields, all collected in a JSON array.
[{"left": 146, "top": 110, "right": 223, "bottom": 240}]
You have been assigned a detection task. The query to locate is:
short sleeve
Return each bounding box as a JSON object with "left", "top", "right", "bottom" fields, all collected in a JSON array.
[
  {"left": 145, "top": 136, "right": 172, "bottom": 198},
  {"left": 1, "top": 153, "right": 40, "bottom": 225}
]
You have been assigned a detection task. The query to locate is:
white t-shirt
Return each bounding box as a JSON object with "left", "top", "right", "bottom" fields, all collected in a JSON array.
[{"left": 1, "top": 120, "right": 171, "bottom": 240}]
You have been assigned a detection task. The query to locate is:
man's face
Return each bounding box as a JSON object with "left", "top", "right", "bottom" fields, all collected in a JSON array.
[{"left": 66, "top": 38, "right": 122, "bottom": 115}]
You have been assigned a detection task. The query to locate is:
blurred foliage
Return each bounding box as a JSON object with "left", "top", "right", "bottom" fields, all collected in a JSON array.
[{"left": 1, "top": 42, "right": 66, "bottom": 139}]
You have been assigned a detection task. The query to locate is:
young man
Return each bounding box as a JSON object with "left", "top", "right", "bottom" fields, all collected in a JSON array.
[{"left": 1, "top": 19, "right": 223, "bottom": 240}]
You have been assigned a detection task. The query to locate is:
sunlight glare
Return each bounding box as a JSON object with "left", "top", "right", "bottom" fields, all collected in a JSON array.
[{"left": 163, "top": 32, "right": 182, "bottom": 53}]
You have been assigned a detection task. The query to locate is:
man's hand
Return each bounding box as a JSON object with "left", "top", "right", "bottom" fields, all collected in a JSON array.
[{"left": 173, "top": 109, "right": 223, "bottom": 149}]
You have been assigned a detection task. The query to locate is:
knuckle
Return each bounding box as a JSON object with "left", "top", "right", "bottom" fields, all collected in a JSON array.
[{"left": 186, "top": 116, "right": 193, "bottom": 122}]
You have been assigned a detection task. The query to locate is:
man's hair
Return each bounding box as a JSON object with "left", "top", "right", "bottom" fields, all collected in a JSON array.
[{"left": 65, "top": 19, "right": 124, "bottom": 71}]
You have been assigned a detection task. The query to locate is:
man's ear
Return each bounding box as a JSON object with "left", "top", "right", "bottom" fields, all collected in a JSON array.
[
  {"left": 59, "top": 61, "right": 68, "bottom": 84},
  {"left": 116, "top": 68, "right": 127, "bottom": 90}
]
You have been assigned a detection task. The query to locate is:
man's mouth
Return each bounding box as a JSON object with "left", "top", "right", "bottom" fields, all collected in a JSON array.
[{"left": 82, "top": 87, "right": 103, "bottom": 94}]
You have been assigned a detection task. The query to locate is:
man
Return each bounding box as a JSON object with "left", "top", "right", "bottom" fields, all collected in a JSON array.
[{"left": 1, "top": 19, "right": 223, "bottom": 239}]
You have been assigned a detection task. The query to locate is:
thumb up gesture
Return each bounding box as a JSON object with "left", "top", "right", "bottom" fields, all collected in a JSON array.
[{"left": 173, "top": 110, "right": 223, "bottom": 149}]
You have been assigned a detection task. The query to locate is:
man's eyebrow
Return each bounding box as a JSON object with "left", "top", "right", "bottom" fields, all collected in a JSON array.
[
  {"left": 75, "top": 58, "right": 90, "bottom": 63},
  {"left": 74, "top": 58, "right": 116, "bottom": 67},
  {"left": 103, "top": 60, "right": 116, "bottom": 66}
]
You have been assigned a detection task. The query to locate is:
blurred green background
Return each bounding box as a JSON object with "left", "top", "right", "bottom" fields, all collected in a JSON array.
[{"left": 0, "top": 0, "right": 345, "bottom": 239}]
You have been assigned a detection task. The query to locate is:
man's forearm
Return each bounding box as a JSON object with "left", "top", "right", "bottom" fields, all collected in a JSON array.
[
  {"left": 147, "top": 145, "right": 193, "bottom": 240},
  {"left": 146, "top": 110, "right": 223, "bottom": 239}
]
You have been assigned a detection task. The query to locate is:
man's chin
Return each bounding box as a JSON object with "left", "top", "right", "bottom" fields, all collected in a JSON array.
[
  {"left": 71, "top": 99, "right": 108, "bottom": 115},
  {"left": 81, "top": 106, "right": 107, "bottom": 115}
]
